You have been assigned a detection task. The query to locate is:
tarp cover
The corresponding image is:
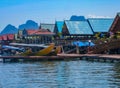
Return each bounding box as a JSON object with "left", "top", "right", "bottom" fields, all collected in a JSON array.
[{"left": 73, "top": 41, "right": 95, "bottom": 47}]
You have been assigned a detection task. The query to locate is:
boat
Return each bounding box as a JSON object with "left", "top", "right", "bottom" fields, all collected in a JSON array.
[
  {"left": 46, "top": 45, "right": 61, "bottom": 56},
  {"left": 9, "top": 43, "right": 60, "bottom": 56},
  {"left": 1, "top": 45, "right": 24, "bottom": 56},
  {"left": 34, "top": 43, "right": 55, "bottom": 56},
  {"left": 20, "top": 49, "right": 33, "bottom": 56},
  {"left": 20, "top": 43, "right": 55, "bottom": 56}
]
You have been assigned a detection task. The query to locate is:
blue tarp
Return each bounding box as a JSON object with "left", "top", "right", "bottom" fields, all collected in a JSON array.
[
  {"left": 84, "top": 41, "right": 95, "bottom": 46},
  {"left": 73, "top": 41, "right": 95, "bottom": 47}
]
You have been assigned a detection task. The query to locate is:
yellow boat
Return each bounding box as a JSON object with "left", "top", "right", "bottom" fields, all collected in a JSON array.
[
  {"left": 21, "top": 49, "right": 33, "bottom": 56},
  {"left": 46, "top": 45, "right": 61, "bottom": 56},
  {"left": 34, "top": 43, "right": 55, "bottom": 56},
  {"left": 21, "top": 43, "right": 55, "bottom": 56}
]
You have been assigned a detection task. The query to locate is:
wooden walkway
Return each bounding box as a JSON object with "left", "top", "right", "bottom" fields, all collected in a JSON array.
[{"left": 0, "top": 54, "right": 120, "bottom": 62}]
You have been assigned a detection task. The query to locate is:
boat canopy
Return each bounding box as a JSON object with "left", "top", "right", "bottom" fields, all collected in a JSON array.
[
  {"left": 9, "top": 43, "right": 48, "bottom": 48},
  {"left": 2, "top": 45, "right": 24, "bottom": 51}
]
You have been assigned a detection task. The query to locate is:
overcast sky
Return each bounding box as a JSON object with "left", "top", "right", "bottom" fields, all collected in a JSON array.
[{"left": 0, "top": 0, "right": 120, "bottom": 32}]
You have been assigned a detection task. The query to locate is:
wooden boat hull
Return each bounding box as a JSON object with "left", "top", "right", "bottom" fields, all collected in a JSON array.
[
  {"left": 46, "top": 46, "right": 61, "bottom": 56},
  {"left": 35, "top": 43, "right": 55, "bottom": 56},
  {"left": 21, "top": 43, "right": 55, "bottom": 56},
  {"left": 21, "top": 49, "right": 33, "bottom": 56}
]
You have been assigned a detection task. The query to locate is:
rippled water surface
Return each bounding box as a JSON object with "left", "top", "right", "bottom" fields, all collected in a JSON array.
[{"left": 0, "top": 60, "right": 120, "bottom": 88}]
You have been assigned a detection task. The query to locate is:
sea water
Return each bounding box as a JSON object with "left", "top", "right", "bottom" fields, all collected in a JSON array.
[{"left": 0, "top": 60, "right": 120, "bottom": 88}]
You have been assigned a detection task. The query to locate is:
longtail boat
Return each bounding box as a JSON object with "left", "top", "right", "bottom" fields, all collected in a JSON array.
[
  {"left": 46, "top": 45, "right": 61, "bottom": 56},
  {"left": 34, "top": 43, "right": 55, "bottom": 56},
  {"left": 9, "top": 43, "right": 60, "bottom": 56},
  {"left": 21, "top": 49, "right": 33, "bottom": 56},
  {"left": 20, "top": 43, "right": 55, "bottom": 56}
]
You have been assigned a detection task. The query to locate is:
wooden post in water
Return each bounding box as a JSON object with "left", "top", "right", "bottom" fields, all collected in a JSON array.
[
  {"left": 76, "top": 45, "right": 79, "bottom": 54},
  {"left": 3, "top": 58, "right": 5, "bottom": 63},
  {"left": 61, "top": 45, "right": 65, "bottom": 53}
]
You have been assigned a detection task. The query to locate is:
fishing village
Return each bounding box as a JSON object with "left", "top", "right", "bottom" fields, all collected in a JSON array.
[
  {"left": 1, "top": 1, "right": 120, "bottom": 88},
  {"left": 0, "top": 12, "right": 120, "bottom": 63}
]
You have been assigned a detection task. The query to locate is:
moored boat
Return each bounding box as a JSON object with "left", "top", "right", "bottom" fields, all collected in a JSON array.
[
  {"left": 34, "top": 43, "right": 55, "bottom": 56},
  {"left": 20, "top": 43, "right": 55, "bottom": 56},
  {"left": 3, "top": 43, "right": 60, "bottom": 56},
  {"left": 46, "top": 45, "right": 61, "bottom": 56}
]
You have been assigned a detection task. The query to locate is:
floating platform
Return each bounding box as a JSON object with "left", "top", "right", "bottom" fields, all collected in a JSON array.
[{"left": 0, "top": 54, "right": 120, "bottom": 62}]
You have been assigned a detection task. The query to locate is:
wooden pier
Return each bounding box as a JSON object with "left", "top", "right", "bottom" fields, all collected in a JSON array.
[{"left": 0, "top": 54, "right": 120, "bottom": 63}]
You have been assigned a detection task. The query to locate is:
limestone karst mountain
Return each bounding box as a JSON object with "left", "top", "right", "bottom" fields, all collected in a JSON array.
[
  {"left": 18, "top": 20, "right": 39, "bottom": 30},
  {"left": 0, "top": 24, "right": 18, "bottom": 35}
]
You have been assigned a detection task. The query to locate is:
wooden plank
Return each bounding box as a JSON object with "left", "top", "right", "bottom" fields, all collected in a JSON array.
[{"left": 0, "top": 54, "right": 120, "bottom": 60}]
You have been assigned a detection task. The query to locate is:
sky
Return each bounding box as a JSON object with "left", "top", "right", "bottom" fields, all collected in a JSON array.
[{"left": 0, "top": 0, "right": 120, "bottom": 32}]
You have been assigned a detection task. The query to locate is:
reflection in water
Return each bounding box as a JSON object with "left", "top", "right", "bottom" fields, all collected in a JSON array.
[
  {"left": 0, "top": 60, "right": 120, "bottom": 88},
  {"left": 110, "top": 63, "right": 120, "bottom": 88}
]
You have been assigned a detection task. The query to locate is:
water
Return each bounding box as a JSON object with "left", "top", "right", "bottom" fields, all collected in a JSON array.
[{"left": 0, "top": 60, "right": 120, "bottom": 88}]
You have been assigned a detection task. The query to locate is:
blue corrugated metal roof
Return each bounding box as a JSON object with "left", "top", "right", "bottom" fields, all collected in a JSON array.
[
  {"left": 56, "top": 21, "right": 64, "bottom": 33},
  {"left": 88, "top": 18, "right": 114, "bottom": 32},
  {"left": 65, "top": 21, "right": 93, "bottom": 35},
  {"left": 40, "top": 23, "right": 55, "bottom": 32}
]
